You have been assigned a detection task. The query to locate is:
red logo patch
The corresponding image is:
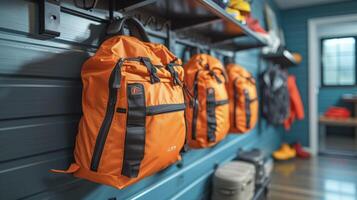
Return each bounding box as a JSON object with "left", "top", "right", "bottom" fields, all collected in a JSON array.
[{"left": 131, "top": 86, "right": 142, "bottom": 95}]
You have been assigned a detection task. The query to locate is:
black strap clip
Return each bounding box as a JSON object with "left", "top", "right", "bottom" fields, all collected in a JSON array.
[
  {"left": 167, "top": 63, "right": 182, "bottom": 86},
  {"left": 141, "top": 57, "right": 160, "bottom": 84}
]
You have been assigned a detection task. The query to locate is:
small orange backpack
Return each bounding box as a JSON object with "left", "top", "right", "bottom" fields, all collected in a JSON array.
[
  {"left": 52, "top": 17, "right": 186, "bottom": 189},
  {"left": 226, "top": 63, "right": 258, "bottom": 133},
  {"left": 184, "top": 54, "right": 230, "bottom": 148}
]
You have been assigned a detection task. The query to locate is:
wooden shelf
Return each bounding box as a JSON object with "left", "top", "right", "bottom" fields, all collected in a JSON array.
[
  {"left": 319, "top": 116, "right": 357, "bottom": 127},
  {"left": 212, "top": 34, "right": 267, "bottom": 51},
  {"left": 117, "top": 0, "right": 268, "bottom": 51},
  {"left": 262, "top": 49, "right": 298, "bottom": 67}
]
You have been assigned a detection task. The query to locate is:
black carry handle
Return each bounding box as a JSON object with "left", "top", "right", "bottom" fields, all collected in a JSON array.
[{"left": 106, "top": 16, "right": 150, "bottom": 42}]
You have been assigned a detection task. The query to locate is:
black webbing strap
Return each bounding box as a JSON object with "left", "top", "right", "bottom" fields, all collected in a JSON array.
[
  {"left": 122, "top": 83, "right": 146, "bottom": 178},
  {"left": 140, "top": 57, "right": 160, "bottom": 84},
  {"left": 244, "top": 89, "right": 251, "bottom": 129},
  {"left": 233, "top": 79, "right": 239, "bottom": 129},
  {"left": 191, "top": 71, "right": 200, "bottom": 140},
  {"left": 206, "top": 88, "right": 217, "bottom": 142},
  {"left": 167, "top": 63, "right": 182, "bottom": 86}
]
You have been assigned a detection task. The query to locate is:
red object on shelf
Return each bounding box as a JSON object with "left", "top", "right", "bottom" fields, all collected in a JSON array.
[
  {"left": 324, "top": 106, "right": 351, "bottom": 119},
  {"left": 246, "top": 15, "right": 267, "bottom": 35}
]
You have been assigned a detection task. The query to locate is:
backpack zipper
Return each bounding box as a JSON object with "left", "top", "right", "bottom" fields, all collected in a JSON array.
[{"left": 90, "top": 59, "right": 123, "bottom": 171}]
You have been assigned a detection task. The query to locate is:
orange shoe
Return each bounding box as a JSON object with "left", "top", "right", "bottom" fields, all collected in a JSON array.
[{"left": 273, "top": 143, "right": 296, "bottom": 160}]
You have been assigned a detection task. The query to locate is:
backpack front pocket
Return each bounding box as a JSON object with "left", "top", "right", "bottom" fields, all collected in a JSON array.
[
  {"left": 191, "top": 73, "right": 230, "bottom": 147},
  {"left": 116, "top": 82, "right": 186, "bottom": 178},
  {"left": 233, "top": 80, "right": 258, "bottom": 132}
]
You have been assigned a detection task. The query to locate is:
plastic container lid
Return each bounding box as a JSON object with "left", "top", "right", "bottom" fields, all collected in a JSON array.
[{"left": 214, "top": 161, "right": 255, "bottom": 188}]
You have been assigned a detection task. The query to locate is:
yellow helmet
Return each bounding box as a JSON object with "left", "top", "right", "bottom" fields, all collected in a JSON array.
[
  {"left": 225, "top": 7, "right": 245, "bottom": 22},
  {"left": 229, "top": 0, "right": 251, "bottom": 12}
]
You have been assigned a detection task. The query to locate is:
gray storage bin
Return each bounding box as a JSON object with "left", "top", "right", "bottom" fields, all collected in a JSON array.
[
  {"left": 212, "top": 161, "right": 255, "bottom": 200},
  {"left": 237, "top": 149, "right": 265, "bottom": 186}
]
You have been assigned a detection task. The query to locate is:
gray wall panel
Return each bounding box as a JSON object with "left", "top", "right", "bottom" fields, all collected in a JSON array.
[
  {"left": 0, "top": 151, "right": 74, "bottom": 200},
  {"left": 0, "top": 1, "right": 104, "bottom": 199},
  {"left": 0, "top": 77, "right": 82, "bottom": 120},
  {"left": 0, "top": 37, "right": 88, "bottom": 79},
  {"left": 0, "top": 0, "right": 106, "bottom": 47},
  {"left": 0, "top": 0, "right": 103, "bottom": 199},
  {"left": 0, "top": 116, "right": 79, "bottom": 162}
]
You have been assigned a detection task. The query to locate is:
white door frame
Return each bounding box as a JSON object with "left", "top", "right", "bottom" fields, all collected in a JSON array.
[{"left": 308, "top": 14, "right": 357, "bottom": 155}]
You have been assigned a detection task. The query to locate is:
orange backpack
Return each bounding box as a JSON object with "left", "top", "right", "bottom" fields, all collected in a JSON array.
[
  {"left": 226, "top": 63, "right": 258, "bottom": 133},
  {"left": 52, "top": 17, "right": 186, "bottom": 189},
  {"left": 184, "top": 54, "right": 230, "bottom": 148}
]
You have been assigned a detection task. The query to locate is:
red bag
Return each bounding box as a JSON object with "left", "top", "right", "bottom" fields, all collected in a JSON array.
[{"left": 324, "top": 107, "right": 351, "bottom": 119}]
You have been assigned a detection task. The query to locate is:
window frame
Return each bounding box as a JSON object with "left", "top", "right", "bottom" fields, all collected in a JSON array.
[{"left": 320, "top": 35, "right": 357, "bottom": 88}]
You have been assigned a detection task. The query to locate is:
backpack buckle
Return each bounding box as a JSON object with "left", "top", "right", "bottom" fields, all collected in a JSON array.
[
  {"left": 167, "top": 64, "right": 182, "bottom": 86},
  {"left": 140, "top": 57, "right": 160, "bottom": 84}
]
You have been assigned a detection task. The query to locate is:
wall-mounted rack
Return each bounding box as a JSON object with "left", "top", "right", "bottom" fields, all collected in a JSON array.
[
  {"left": 115, "top": 0, "right": 268, "bottom": 51},
  {"left": 46, "top": 0, "right": 267, "bottom": 52},
  {"left": 262, "top": 49, "right": 298, "bottom": 67}
]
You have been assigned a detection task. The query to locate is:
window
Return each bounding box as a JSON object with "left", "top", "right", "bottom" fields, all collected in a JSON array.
[{"left": 321, "top": 37, "right": 356, "bottom": 86}]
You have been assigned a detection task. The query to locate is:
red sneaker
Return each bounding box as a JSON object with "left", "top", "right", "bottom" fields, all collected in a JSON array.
[{"left": 293, "top": 143, "right": 311, "bottom": 159}]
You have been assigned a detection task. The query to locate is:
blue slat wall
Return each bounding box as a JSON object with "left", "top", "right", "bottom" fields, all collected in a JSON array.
[
  {"left": 0, "top": 0, "right": 282, "bottom": 199},
  {"left": 281, "top": 1, "right": 357, "bottom": 146}
]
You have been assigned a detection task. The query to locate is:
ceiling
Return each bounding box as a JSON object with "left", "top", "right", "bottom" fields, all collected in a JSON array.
[{"left": 274, "top": 0, "right": 351, "bottom": 10}]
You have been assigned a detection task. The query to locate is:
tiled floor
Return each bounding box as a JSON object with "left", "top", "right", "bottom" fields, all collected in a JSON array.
[{"left": 269, "top": 156, "right": 357, "bottom": 200}]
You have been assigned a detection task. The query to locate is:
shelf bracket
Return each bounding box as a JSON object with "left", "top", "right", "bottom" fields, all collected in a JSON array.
[
  {"left": 39, "top": 0, "right": 61, "bottom": 38},
  {"left": 172, "top": 17, "right": 220, "bottom": 31}
]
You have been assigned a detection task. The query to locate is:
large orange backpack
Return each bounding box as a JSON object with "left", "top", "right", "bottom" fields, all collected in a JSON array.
[
  {"left": 226, "top": 63, "right": 258, "bottom": 133},
  {"left": 184, "top": 54, "right": 230, "bottom": 148},
  {"left": 53, "top": 17, "right": 186, "bottom": 189}
]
